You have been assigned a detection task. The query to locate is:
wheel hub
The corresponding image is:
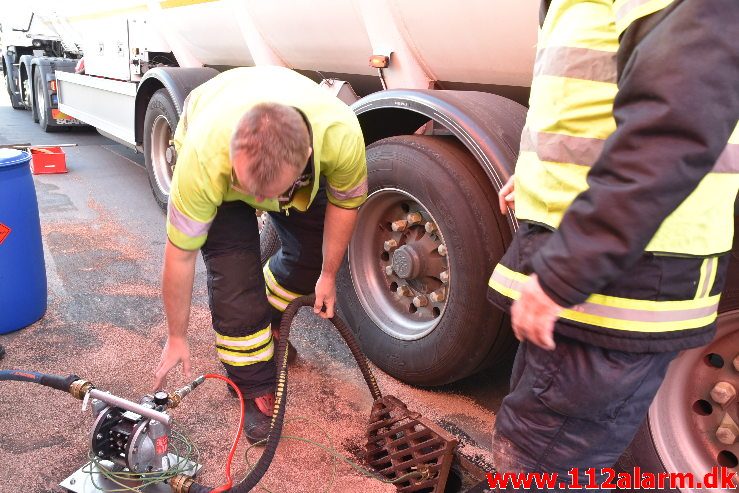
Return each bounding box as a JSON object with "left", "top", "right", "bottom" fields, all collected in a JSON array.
[
  {"left": 348, "top": 188, "right": 450, "bottom": 341},
  {"left": 392, "top": 245, "right": 424, "bottom": 279}
]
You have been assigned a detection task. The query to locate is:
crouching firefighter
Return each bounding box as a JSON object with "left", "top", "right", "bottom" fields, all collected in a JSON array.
[
  {"left": 151, "top": 66, "right": 367, "bottom": 443},
  {"left": 486, "top": 0, "right": 739, "bottom": 487}
]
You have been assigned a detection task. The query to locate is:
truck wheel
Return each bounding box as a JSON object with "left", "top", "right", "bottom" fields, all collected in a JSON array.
[
  {"left": 143, "top": 89, "right": 179, "bottom": 210},
  {"left": 336, "top": 135, "right": 515, "bottom": 386},
  {"left": 258, "top": 213, "right": 280, "bottom": 266},
  {"left": 617, "top": 309, "right": 739, "bottom": 491},
  {"left": 34, "top": 69, "right": 56, "bottom": 132}
]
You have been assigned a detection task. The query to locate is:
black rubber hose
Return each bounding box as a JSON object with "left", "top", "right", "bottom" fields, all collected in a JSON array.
[
  {"left": 0, "top": 370, "right": 79, "bottom": 392},
  {"left": 189, "top": 294, "right": 382, "bottom": 493}
]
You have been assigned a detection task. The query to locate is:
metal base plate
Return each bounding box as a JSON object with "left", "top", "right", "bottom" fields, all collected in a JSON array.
[{"left": 59, "top": 455, "right": 201, "bottom": 493}]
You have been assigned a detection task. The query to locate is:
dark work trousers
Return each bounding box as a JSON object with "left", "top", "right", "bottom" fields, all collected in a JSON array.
[
  {"left": 490, "top": 334, "right": 677, "bottom": 492},
  {"left": 200, "top": 188, "right": 327, "bottom": 399}
]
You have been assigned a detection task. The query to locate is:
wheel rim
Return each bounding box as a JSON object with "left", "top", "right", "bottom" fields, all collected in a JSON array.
[
  {"left": 150, "top": 114, "right": 175, "bottom": 197},
  {"left": 649, "top": 310, "right": 739, "bottom": 490},
  {"left": 348, "top": 188, "right": 450, "bottom": 341},
  {"left": 35, "top": 76, "right": 45, "bottom": 120}
]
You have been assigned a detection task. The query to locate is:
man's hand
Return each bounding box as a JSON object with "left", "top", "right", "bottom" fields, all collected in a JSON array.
[
  {"left": 510, "top": 274, "right": 563, "bottom": 350},
  {"left": 498, "top": 175, "right": 515, "bottom": 214},
  {"left": 314, "top": 274, "right": 337, "bottom": 318},
  {"left": 152, "top": 336, "right": 192, "bottom": 390}
]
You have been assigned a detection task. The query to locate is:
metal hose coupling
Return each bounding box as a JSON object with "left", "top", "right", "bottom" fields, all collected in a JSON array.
[
  {"left": 69, "top": 379, "right": 94, "bottom": 400},
  {"left": 170, "top": 473, "right": 196, "bottom": 493},
  {"left": 168, "top": 375, "right": 206, "bottom": 409}
]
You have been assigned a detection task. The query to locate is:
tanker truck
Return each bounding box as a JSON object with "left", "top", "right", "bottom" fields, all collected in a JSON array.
[
  {"left": 5, "top": 2, "right": 738, "bottom": 489},
  {"left": 0, "top": 10, "right": 85, "bottom": 130}
]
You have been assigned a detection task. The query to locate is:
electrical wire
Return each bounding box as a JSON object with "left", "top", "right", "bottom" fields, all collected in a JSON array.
[{"left": 203, "top": 373, "right": 245, "bottom": 493}]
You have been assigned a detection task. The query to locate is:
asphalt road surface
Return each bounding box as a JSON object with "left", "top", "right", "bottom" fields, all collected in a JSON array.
[{"left": 0, "top": 89, "right": 510, "bottom": 493}]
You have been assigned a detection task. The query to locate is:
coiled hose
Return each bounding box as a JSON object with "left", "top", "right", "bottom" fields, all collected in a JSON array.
[
  {"left": 187, "top": 294, "right": 383, "bottom": 493},
  {"left": 0, "top": 369, "right": 80, "bottom": 392}
]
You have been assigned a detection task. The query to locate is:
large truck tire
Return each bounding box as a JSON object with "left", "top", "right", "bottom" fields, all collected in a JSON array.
[
  {"left": 143, "top": 89, "right": 179, "bottom": 210},
  {"left": 259, "top": 213, "right": 280, "bottom": 266},
  {"left": 336, "top": 135, "right": 515, "bottom": 386},
  {"left": 34, "top": 69, "right": 57, "bottom": 133}
]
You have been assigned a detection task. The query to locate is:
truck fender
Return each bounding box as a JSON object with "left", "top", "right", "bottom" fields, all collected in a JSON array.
[
  {"left": 134, "top": 67, "right": 220, "bottom": 145},
  {"left": 352, "top": 89, "right": 527, "bottom": 232},
  {"left": 1, "top": 51, "right": 23, "bottom": 108}
]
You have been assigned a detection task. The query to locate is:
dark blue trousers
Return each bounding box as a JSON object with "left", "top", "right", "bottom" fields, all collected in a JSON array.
[
  {"left": 490, "top": 334, "right": 677, "bottom": 492},
  {"left": 200, "top": 189, "right": 326, "bottom": 398}
]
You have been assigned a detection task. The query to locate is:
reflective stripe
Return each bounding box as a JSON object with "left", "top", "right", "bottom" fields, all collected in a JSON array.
[
  {"left": 702, "top": 258, "right": 718, "bottom": 299},
  {"left": 614, "top": 0, "right": 674, "bottom": 34},
  {"left": 327, "top": 178, "right": 368, "bottom": 202},
  {"left": 167, "top": 201, "right": 212, "bottom": 238},
  {"left": 267, "top": 294, "right": 288, "bottom": 312},
  {"left": 218, "top": 344, "right": 274, "bottom": 366},
  {"left": 695, "top": 258, "right": 709, "bottom": 299},
  {"left": 519, "top": 128, "right": 606, "bottom": 167},
  {"left": 489, "top": 264, "right": 719, "bottom": 332},
  {"left": 263, "top": 265, "right": 301, "bottom": 302},
  {"left": 615, "top": 0, "right": 654, "bottom": 20},
  {"left": 534, "top": 46, "right": 617, "bottom": 84},
  {"left": 714, "top": 144, "right": 739, "bottom": 173},
  {"left": 216, "top": 326, "right": 272, "bottom": 351}
]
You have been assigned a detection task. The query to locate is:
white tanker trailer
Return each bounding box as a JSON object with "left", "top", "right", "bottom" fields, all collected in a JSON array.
[{"left": 3, "top": 2, "right": 738, "bottom": 489}]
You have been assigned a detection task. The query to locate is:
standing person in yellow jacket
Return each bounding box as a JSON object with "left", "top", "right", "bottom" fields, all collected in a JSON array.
[
  {"left": 150, "top": 66, "right": 367, "bottom": 443},
  {"left": 486, "top": 0, "right": 738, "bottom": 486}
]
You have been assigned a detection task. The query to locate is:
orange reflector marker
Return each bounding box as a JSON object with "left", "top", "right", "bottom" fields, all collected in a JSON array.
[
  {"left": 369, "top": 55, "right": 390, "bottom": 69},
  {"left": 51, "top": 109, "right": 72, "bottom": 120},
  {"left": 49, "top": 80, "right": 57, "bottom": 92}
]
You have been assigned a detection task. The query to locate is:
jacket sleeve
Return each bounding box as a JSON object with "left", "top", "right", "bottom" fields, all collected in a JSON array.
[{"left": 530, "top": 0, "right": 739, "bottom": 307}]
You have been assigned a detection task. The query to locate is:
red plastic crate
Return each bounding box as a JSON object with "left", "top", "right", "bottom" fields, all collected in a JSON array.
[{"left": 30, "top": 147, "right": 67, "bottom": 174}]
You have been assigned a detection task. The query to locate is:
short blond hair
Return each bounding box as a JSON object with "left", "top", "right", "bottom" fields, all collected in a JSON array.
[{"left": 230, "top": 103, "right": 310, "bottom": 190}]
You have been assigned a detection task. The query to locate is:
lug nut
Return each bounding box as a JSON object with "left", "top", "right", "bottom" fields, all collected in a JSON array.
[
  {"left": 413, "top": 295, "right": 429, "bottom": 308},
  {"left": 430, "top": 289, "right": 446, "bottom": 303},
  {"left": 716, "top": 413, "right": 739, "bottom": 445},
  {"left": 407, "top": 212, "right": 423, "bottom": 225},
  {"left": 439, "top": 270, "right": 449, "bottom": 284},
  {"left": 397, "top": 285, "right": 413, "bottom": 297},
  {"left": 424, "top": 222, "right": 437, "bottom": 234},
  {"left": 384, "top": 239, "right": 398, "bottom": 252},
  {"left": 391, "top": 220, "right": 408, "bottom": 232},
  {"left": 437, "top": 244, "right": 448, "bottom": 256},
  {"left": 710, "top": 381, "right": 737, "bottom": 406},
  {"left": 733, "top": 354, "right": 739, "bottom": 372},
  {"left": 385, "top": 265, "right": 394, "bottom": 276},
  {"left": 717, "top": 426, "right": 738, "bottom": 445}
]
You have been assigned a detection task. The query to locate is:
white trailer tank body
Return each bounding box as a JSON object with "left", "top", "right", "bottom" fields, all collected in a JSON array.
[{"left": 46, "top": 0, "right": 537, "bottom": 89}]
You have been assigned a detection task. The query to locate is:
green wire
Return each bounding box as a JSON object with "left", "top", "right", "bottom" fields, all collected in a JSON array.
[{"left": 82, "top": 425, "right": 200, "bottom": 492}]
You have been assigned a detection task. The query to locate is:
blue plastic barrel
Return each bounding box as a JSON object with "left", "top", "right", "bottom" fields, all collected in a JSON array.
[{"left": 0, "top": 149, "right": 47, "bottom": 333}]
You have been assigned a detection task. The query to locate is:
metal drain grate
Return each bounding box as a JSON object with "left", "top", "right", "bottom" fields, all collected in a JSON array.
[{"left": 365, "top": 395, "right": 458, "bottom": 492}]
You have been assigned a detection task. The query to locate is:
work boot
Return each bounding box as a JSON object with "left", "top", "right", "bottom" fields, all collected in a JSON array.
[
  {"left": 243, "top": 393, "right": 274, "bottom": 444},
  {"left": 272, "top": 329, "right": 297, "bottom": 365}
]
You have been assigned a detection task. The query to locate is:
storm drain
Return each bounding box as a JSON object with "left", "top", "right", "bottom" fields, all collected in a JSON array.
[{"left": 365, "top": 395, "right": 459, "bottom": 492}]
